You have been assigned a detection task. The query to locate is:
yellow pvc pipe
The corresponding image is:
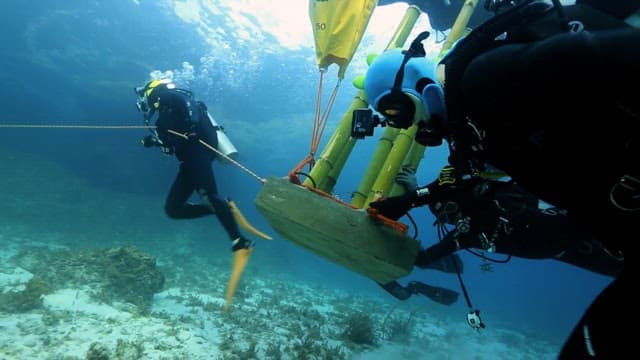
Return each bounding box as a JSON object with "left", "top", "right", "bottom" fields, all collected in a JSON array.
[
  {"left": 383, "top": 0, "right": 480, "bottom": 198},
  {"left": 365, "top": 125, "right": 418, "bottom": 206},
  {"left": 439, "top": 0, "right": 479, "bottom": 57},
  {"left": 351, "top": 126, "right": 400, "bottom": 207},
  {"left": 351, "top": 6, "right": 422, "bottom": 207},
  {"left": 322, "top": 135, "right": 357, "bottom": 191},
  {"left": 388, "top": 141, "right": 425, "bottom": 196},
  {"left": 364, "top": 93, "right": 426, "bottom": 205},
  {"left": 385, "top": 5, "right": 422, "bottom": 50}
]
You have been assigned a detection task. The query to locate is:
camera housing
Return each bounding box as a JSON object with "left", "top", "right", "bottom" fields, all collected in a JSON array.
[{"left": 351, "top": 108, "right": 384, "bottom": 139}]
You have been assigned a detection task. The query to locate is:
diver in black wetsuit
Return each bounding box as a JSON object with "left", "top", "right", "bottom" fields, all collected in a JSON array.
[
  {"left": 364, "top": 0, "right": 637, "bottom": 356},
  {"left": 134, "top": 79, "right": 253, "bottom": 253},
  {"left": 371, "top": 165, "right": 624, "bottom": 278}
]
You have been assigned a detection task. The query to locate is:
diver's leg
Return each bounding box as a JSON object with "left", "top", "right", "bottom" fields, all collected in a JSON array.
[
  {"left": 378, "top": 281, "right": 413, "bottom": 301},
  {"left": 188, "top": 155, "right": 250, "bottom": 249},
  {"left": 415, "top": 233, "right": 464, "bottom": 273},
  {"left": 554, "top": 240, "right": 624, "bottom": 278},
  {"left": 378, "top": 281, "right": 459, "bottom": 305},
  {"left": 491, "top": 210, "right": 569, "bottom": 259},
  {"left": 165, "top": 163, "right": 215, "bottom": 219},
  {"left": 494, "top": 210, "right": 623, "bottom": 277},
  {"left": 407, "top": 281, "right": 459, "bottom": 306}
]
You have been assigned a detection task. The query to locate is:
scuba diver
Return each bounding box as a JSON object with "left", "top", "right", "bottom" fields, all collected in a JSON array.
[
  {"left": 134, "top": 78, "right": 255, "bottom": 311},
  {"left": 360, "top": 0, "right": 637, "bottom": 356},
  {"left": 134, "top": 79, "right": 253, "bottom": 253},
  {"left": 370, "top": 165, "right": 623, "bottom": 277}
]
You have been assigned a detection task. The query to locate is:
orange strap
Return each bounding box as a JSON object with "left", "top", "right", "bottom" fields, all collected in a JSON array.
[
  {"left": 288, "top": 155, "right": 314, "bottom": 185},
  {"left": 366, "top": 207, "right": 409, "bottom": 235}
]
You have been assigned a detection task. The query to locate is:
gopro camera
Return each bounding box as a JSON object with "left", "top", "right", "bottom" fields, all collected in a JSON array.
[
  {"left": 467, "top": 309, "right": 486, "bottom": 330},
  {"left": 351, "top": 108, "right": 383, "bottom": 139}
]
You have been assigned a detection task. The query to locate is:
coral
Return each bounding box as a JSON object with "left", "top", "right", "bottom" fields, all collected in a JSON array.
[
  {"left": 11, "top": 244, "right": 164, "bottom": 312},
  {"left": 114, "top": 338, "right": 144, "bottom": 360},
  {"left": 287, "top": 334, "right": 347, "bottom": 360},
  {"left": 380, "top": 308, "right": 416, "bottom": 343},
  {"left": 288, "top": 333, "right": 319, "bottom": 359},
  {"left": 85, "top": 342, "right": 111, "bottom": 360},
  {"left": 0, "top": 276, "right": 52, "bottom": 313},
  {"left": 341, "top": 311, "right": 377, "bottom": 346},
  {"left": 101, "top": 246, "right": 165, "bottom": 313}
]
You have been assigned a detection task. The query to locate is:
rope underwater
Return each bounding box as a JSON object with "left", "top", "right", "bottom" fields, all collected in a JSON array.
[
  {"left": 2, "top": 122, "right": 271, "bottom": 315},
  {"left": 0, "top": 123, "right": 266, "bottom": 185},
  {"left": 166, "top": 129, "right": 266, "bottom": 185}
]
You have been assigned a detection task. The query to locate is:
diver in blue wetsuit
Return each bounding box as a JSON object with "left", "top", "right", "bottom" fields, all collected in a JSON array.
[
  {"left": 363, "top": 0, "right": 637, "bottom": 356},
  {"left": 134, "top": 79, "right": 253, "bottom": 253}
]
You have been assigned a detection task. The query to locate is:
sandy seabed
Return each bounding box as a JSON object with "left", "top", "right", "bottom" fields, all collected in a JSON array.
[{"left": 0, "top": 231, "right": 559, "bottom": 360}]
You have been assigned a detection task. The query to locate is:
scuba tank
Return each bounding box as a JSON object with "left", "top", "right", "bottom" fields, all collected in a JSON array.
[{"left": 205, "top": 111, "right": 238, "bottom": 162}]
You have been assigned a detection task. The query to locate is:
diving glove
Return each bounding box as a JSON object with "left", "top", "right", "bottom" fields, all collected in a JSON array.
[
  {"left": 141, "top": 135, "right": 160, "bottom": 147},
  {"left": 369, "top": 193, "right": 416, "bottom": 221},
  {"left": 395, "top": 166, "right": 418, "bottom": 193}
]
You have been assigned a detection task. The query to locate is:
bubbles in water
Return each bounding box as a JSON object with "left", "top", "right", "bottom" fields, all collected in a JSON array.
[{"left": 148, "top": 61, "right": 196, "bottom": 88}]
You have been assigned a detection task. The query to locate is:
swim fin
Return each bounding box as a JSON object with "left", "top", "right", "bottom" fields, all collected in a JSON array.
[
  {"left": 223, "top": 247, "right": 253, "bottom": 312},
  {"left": 408, "top": 281, "right": 459, "bottom": 305},
  {"left": 228, "top": 199, "right": 273, "bottom": 240}
]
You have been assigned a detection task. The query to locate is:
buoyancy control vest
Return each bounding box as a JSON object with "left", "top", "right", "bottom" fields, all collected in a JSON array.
[
  {"left": 153, "top": 88, "right": 237, "bottom": 162},
  {"left": 440, "top": 0, "right": 637, "bottom": 174},
  {"left": 439, "top": 0, "right": 639, "bottom": 252}
]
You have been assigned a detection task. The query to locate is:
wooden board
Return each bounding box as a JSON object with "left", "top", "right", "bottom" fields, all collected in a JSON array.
[{"left": 254, "top": 176, "right": 420, "bottom": 284}]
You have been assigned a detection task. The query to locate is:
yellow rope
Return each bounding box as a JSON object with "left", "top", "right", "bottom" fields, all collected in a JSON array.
[
  {"left": 167, "top": 129, "right": 266, "bottom": 184},
  {"left": 1, "top": 124, "right": 267, "bottom": 184}
]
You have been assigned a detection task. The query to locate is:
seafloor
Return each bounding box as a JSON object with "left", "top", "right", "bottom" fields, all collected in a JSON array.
[{"left": 0, "top": 149, "right": 559, "bottom": 360}]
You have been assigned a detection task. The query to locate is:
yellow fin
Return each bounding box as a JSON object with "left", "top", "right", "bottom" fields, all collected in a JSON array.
[
  {"left": 223, "top": 247, "right": 253, "bottom": 313},
  {"left": 228, "top": 200, "right": 273, "bottom": 240}
]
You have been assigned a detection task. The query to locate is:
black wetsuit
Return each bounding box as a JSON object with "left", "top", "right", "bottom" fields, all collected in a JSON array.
[
  {"left": 372, "top": 175, "right": 623, "bottom": 277},
  {"left": 436, "top": 1, "right": 636, "bottom": 357},
  {"left": 442, "top": 0, "right": 639, "bottom": 255},
  {"left": 417, "top": 178, "right": 623, "bottom": 278},
  {"left": 151, "top": 88, "right": 242, "bottom": 243}
]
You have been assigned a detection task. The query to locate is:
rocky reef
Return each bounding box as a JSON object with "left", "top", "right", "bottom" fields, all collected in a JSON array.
[{"left": 10, "top": 245, "right": 164, "bottom": 313}]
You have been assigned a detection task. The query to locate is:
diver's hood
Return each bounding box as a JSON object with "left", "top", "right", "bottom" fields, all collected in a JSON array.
[{"left": 364, "top": 48, "right": 438, "bottom": 112}]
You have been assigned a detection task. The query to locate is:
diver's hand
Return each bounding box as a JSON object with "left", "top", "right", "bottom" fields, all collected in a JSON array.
[
  {"left": 141, "top": 135, "right": 159, "bottom": 148},
  {"left": 369, "top": 194, "right": 415, "bottom": 221},
  {"left": 396, "top": 167, "right": 418, "bottom": 192},
  {"left": 185, "top": 131, "right": 199, "bottom": 142}
]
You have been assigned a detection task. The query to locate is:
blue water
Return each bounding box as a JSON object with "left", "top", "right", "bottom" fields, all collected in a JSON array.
[{"left": 0, "top": 1, "right": 613, "bottom": 358}]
